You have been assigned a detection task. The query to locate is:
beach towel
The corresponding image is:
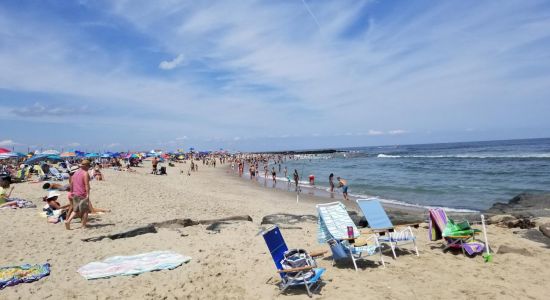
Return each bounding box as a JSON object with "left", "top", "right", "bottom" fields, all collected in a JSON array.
[
  {"left": 317, "top": 202, "right": 359, "bottom": 244},
  {"left": 0, "top": 263, "right": 50, "bottom": 289},
  {"left": 77, "top": 251, "right": 191, "bottom": 280}
]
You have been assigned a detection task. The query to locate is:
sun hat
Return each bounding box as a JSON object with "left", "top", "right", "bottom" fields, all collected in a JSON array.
[
  {"left": 80, "top": 159, "right": 91, "bottom": 166},
  {"left": 46, "top": 190, "right": 61, "bottom": 200},
  {"left": 69, "top": 165, "right": 80, "bottom": 174}
]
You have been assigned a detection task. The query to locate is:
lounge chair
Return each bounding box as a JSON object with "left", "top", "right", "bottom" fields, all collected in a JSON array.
[
  {"left": 317, "top": 202, "right": 384, "bottom": 271},
  {"left": 356, "top": 198, "right": 419, "bottom": 259},
  {"left": 429, "top": 208, "right": 485, "bottom": 256},
  {"left": 262, "top": 226, "right": 326, "bottom": 297}
]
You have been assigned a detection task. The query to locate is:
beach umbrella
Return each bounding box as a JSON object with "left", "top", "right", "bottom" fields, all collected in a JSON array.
[
  {"left": 24, "top": 154, "right": 62, "bottom": 165},
  {"left": 85, "top": 153, "right": 99, "bottom": 158},
  {"left": 0, "top": 152, "right": 19, "bottom": 160},
  {"left": 60, "top": 151, "right": 76, "bottom": 158},
  {"left": 0, "top": 148, "right": 13, "bottom": 154},
  {"left": 42, "top": 149, "right": 60, "bottom": 155}
]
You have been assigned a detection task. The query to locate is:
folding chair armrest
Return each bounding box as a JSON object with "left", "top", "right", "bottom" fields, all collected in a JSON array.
[
  {"left": 277, "top": 266, "right": 314, "bottom": 273},
  {"left": 309, "top": 249, "right": 327, "bottom": 258}
]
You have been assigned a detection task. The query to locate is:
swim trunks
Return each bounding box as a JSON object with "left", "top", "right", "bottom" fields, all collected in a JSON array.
[{"left": 72, "top": 195, "right": 90, "bottom": 213}]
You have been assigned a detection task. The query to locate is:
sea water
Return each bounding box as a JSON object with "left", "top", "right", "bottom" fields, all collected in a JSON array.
[{"left": 278, "top": 138, "right": 550, "bottom": 211}]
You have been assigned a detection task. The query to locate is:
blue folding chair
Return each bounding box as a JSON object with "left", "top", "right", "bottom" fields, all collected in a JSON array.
[
  {"left": 356, "top": 198, "right": 419, "bottom": 259},
  {"left": 262, "top": 226, "right": 326, "bottom": 297}
]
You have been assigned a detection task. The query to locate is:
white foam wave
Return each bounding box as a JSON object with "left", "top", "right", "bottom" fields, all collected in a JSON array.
[{"left": 377, "top": 153, "right": 550, "bottom": 159}]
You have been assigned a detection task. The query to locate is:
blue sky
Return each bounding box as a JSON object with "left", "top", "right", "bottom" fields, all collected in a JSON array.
[{"left": 1, "top": 0, "right": 550, "bottom": 152}]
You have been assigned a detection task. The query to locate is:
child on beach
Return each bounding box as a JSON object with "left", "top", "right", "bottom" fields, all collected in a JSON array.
[{"left": 0, "top": 179, "right": 16, "bottom": 208}]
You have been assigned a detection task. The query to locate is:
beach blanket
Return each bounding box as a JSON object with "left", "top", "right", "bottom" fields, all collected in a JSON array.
[
  {"left": 0, "top": 263, "right": 50, "bottom": 289},
  {"left": 77, "top": 251, "right": 191, "bottom": 280},
  {"left": 0, "top": 198, "right": 36, "bottom": 209}
]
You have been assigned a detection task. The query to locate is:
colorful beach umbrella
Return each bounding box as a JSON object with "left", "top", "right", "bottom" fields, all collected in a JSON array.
[
  {"left": 60, "top": 151, "right": 76, "bottom": 158},
  {"left": 0, "top": 148, "right": 11, "bottom": 153}
]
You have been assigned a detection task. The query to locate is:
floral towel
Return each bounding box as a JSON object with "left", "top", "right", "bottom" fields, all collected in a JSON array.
[{"left": 0, "top": 263, "right": 51, "bottom": 289}]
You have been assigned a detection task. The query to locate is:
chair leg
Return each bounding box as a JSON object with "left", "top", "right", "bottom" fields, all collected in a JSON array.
[
  {"left": 304, "top": 278, "right": 312, "bottom": 297},
  {"left": 379, "top": 248, "right": 386, "bottom": 268},
  {"left": 390, "top": 242, "right": 397, "bottom": 259},
  {"left": 349, "top": 248, "right": 358, "bottom": 272}
]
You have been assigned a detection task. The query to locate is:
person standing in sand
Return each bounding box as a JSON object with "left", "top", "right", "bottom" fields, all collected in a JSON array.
[
  {"left": 152, "top": 157, "right": 158, "bottom": 174},
  {"left": 293, "top": 169, "right": 299, "bottom": 191},
  {"left": 337, "top": 177, "right": 349, "bottom": 201},
  {"left": 271, "top": 167, "right": 276, "bottom": 184},
  {"left": 65, "top": 160, "right": 91, "bottom": 230}
]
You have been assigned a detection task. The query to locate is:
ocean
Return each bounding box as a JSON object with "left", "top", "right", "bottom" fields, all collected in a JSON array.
[{"left": 275, "top": 138, "right": 550, "bottom": 212}]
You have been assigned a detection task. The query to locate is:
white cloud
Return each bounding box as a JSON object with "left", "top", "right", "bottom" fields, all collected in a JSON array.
[
  {"left": 11, "top": 103, "right": 92, "bottom": 117},
  {"left": 67, "top": 142, "right": 81, "bottom": 147},
  {"left": 175, "top": 136, "right": 188, "bottom": 140},
  {"left": 0, "top": 139, "right": 19, "bottom": 147},
  {"left": 388, "top": 129, "right": 407, "bottom": 135},
  {"left": 159, "top": 53, "right": 186, "bottom": 70},
  {"left": 367, "top": 130, "right": 384, "bottom": 136}
]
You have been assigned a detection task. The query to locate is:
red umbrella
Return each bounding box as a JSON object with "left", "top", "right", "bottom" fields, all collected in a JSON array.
[{"left": 0, "top": 148, "right": 11, "bottom": 153}]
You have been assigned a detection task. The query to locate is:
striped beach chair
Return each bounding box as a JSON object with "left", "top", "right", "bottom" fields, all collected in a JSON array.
[
  {"left": 356, "top": 198, "right": 419, "bottom": 259},
  {"left": 317, "top": 202, "right": 384, "bottom": 271}
]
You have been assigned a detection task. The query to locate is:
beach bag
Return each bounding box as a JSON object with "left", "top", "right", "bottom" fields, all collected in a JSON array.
[
  {"left": 327, "top": 239, "right": 348, "bottom": 261},
  {"left": 280, "top": 249, "right": 315, "bottom": 281}
]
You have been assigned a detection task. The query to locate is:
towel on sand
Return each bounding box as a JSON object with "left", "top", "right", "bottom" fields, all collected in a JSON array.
[
  {"left": 78, "top": 251, "right": 191, "bottom": 280},
  {"left": 0, "top": 263, "right": 50, "bottom": 289}
]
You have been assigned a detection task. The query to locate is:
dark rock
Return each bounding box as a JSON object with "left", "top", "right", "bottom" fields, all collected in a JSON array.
[
  {"left": 82, "top": 225, "right": 157, "bottom": 242},
  {"left": 521, "top": 229, "right": 550, "bottom": 248},
  {"left": 485, "top": 193, "right": 550, "bottom": 218},
  {"left": 540, "top": 223, "right": 550, "bottom": 239},
  {"left": 497, "top": 245, "right": 533, "bottom": 256},
  {"left": 261, "top": 214, "right": 317, "bottom": 225}
]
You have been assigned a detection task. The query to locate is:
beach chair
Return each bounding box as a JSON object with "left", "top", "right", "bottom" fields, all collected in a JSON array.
[
  {"left": 262, "top": 226, "right": 326, "bottom": 297},
  {"left": 429, "top": 208, "right": 485, "bottom": 256},
  {"left": 356, "top": 198, "right": 419, "bottom": 259},
  {"left": 317, "top": 202, "right": 384, "bottom": 271}
]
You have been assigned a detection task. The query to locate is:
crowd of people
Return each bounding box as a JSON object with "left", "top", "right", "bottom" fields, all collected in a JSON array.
[{"left": 229, "top": 153, "right": 351, "bottom": 201}]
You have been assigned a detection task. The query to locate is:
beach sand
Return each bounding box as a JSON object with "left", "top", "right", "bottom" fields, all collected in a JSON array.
[{"left": 1, "top": 162, "right": 549, "bottom": 299}]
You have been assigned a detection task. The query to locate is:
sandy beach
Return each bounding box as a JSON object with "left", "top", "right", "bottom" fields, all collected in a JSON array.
[{"left": 1, "top": 161, "right": 549, "bottom": 299}]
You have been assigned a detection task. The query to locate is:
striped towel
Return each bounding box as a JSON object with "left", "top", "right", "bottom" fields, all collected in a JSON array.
[
  {"left": 78, "top": 251, "right": 191, "bottom": 280},
  {"left": 317, "top": 202, "right": 359, "bottom": 243}
]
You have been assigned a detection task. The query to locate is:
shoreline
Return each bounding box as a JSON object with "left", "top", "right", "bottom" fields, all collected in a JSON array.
[{"left": 224, "top": 165, "right": 479, "bottom": 224}]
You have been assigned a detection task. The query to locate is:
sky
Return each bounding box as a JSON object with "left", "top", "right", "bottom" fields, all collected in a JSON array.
[{"left": 1, "top": 0, "right": 550, "bottom": 152}]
